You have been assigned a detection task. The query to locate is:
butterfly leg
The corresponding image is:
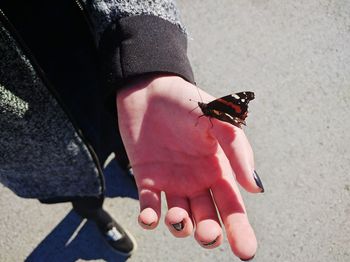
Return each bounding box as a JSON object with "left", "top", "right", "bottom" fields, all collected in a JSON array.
[
  {"left": 188, "top": 105, "right": 199, "bottom": 114},
  {"left": 194, "top": 115, "right": 214, "bottom": 128},
  {"left": 195, "top": 115, "right": 206, "bottom": 126},
  {"left": 208, "top": 117, "right": 214, "bottom": 128}
]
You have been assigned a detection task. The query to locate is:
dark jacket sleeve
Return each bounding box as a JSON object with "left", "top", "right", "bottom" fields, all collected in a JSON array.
[{"left": 81, "top": 0, "right": 195, "bottom": 95}]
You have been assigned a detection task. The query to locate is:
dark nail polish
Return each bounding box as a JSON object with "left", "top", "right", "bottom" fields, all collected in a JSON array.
[
  {"left": 141, "top": 221, "right": 154, "bottom": 227},
  {"left": 253, "top": 170, "right": 264, "bottom": 193},
  {"left": 202, "top": 236, "right": 219, "bottom": 246},
  {"left": 240, "top": 255, "right": 255, "bottom": 261},
  {"left": 172, "top": 221, "right": 184, "bottom": 231}
]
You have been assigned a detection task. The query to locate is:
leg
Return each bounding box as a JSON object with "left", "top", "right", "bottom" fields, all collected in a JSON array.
[
  {"left": 115, "top": 147, "right": 136, "bottom": 182},
  {"left": 72, "top": 196, "right": 137, "bottom": 256},
  {"left": 72, "top": 196, "right": 104, "bottom": 218}
]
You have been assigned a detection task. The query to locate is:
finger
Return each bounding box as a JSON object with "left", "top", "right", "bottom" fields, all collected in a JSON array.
[
  {"left": 211, "top": 123, "right": 264, "bottom": 193},
  {"left": 138, "top": 188, "right": 161, "bottom": 229},
  {"left": 165, "top": 195, "right": 193, "bottom": 238},
  {"left": 211, "top": 177, "right": 257, "bottom": 260},
  {"left": 189, "top": 190, "right": 223, "bottom": 249}
]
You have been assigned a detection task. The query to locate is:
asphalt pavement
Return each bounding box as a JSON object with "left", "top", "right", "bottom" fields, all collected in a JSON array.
[{"left": 1, "top": 0, "right": 349, "bottom": 261}]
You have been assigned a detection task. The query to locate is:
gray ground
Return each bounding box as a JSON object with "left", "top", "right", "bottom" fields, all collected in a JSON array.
[{"left": 1, "top": 0, "right": 349, "bottom": 261}]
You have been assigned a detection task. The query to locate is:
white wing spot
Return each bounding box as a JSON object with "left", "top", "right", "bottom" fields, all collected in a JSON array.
[
  {"left": 232, "top": 94, "right": 240, "bottom": 99},
  {"left": 224, "top": 113, "right": 234, "bottom": 120}
]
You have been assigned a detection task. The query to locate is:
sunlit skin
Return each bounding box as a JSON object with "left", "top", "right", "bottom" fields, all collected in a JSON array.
[{"left": 117, "top": 75, "right": 261, "bottom": 260}]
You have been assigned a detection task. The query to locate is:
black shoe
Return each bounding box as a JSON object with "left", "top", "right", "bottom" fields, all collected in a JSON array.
[
  {"left": 73, "top": 204, "right": 137, "bottom": 256},
  {"left": 93, "top": 209, "right": 137, "bottom": 256}
]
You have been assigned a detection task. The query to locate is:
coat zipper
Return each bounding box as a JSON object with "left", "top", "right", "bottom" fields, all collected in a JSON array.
[
  {"left": 0, "top": 8, "right": 106, "bottom": 195},
  {"left": 74, "top": 0, "right": 98, "bottom": 46}
]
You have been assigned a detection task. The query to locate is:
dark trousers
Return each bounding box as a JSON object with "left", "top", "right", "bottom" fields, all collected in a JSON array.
[{"left": 72, "top": 196, "right": 105, "bottom": 219}]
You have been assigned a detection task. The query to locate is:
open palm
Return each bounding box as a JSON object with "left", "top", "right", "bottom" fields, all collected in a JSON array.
[{"left": 117, "top": 75, "right": 263, "bottom": 260}]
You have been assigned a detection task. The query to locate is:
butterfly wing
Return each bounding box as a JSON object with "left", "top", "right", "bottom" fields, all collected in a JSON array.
[
  {"left": 205, "top": 91, "right": 255, "bottom": 127},
  {"left": 206, "top": 91, "right": 254, "bottom": 119}
]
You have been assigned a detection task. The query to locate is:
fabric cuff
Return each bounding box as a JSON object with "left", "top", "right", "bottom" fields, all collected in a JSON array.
[{"left": 98, "top": 15, "right": 195, "bottom": 96}]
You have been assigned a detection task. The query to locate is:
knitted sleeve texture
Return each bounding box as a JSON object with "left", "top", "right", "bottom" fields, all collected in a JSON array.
[
  {"left": 81, "top": 0, "right": 195, "bottom": 94},
  {"left": 81, "top": 0, "right": 185, "bottom": 43}
]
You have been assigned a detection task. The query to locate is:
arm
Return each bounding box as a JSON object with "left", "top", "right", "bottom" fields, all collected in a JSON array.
[{"left": 83, "top": 1, "right": 262, "bottom": 260}]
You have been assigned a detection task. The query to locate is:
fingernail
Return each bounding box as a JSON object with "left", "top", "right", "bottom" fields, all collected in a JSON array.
[
  {"left": 240, "top": 255, "right": 255, "bottom": 261},
  {"left": 201, "top": 236, "right": 219, "bottom": 246},
  {"left": 253, "top": 170, "right": 264, "bottom": 193},
  {"left": 172, "top": 221, "right": 184, "bottom": 231},
  {"left": 141, "top": 221, "right": 154, "bottom": 227}
]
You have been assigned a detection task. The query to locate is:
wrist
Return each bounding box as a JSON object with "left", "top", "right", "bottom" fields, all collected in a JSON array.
[{"left": 116, "top": 74, "right": 186, "bottom": 102}]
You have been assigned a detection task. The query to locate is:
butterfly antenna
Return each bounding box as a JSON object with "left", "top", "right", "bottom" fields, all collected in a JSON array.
[
  {"left": 196, "top": 86, "right": 204, "bottom": 103},
  {"left": 189, "top": 85, "right": 204, "bottom": 113},
  {"left": 189, "top": 98, "right": 203, "bottom": 115}
]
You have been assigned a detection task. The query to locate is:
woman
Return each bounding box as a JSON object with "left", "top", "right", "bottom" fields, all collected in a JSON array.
[{"left": 0, "top": 1, "right": 263, "bottom": 260}]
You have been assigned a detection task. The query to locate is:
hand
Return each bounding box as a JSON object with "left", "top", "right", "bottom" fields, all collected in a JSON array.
[{"left": 116, "top": 75, "right": 263, "bottom": 260}]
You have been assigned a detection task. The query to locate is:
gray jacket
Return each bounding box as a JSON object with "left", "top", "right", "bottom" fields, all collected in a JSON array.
[{"left": 0, "top": 0, "right": 193, "bottom": 200}]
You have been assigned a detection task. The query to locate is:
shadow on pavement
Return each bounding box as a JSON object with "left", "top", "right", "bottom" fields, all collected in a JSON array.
[{"left": 26, "top": 160, "right": 138, "bottom": 262}]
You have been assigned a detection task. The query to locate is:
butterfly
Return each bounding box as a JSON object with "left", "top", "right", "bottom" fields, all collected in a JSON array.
[{"left": 197, "top": 91, "right": 255, "bottom": 128}]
